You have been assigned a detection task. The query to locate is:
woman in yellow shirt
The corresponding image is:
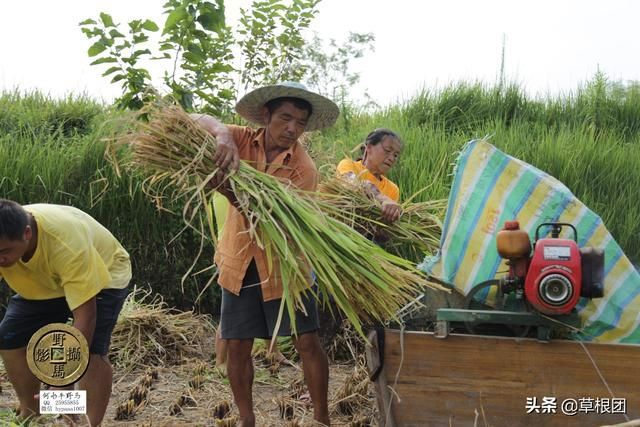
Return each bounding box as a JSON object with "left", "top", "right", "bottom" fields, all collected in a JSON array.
[{"left": 336, "top": 128, "right": 403, "bottom": 223}]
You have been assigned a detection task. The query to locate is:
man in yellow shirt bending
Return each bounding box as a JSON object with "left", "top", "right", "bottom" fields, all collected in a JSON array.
[{"left": 0, "top": 199, "right": 131, "bottom": 426}]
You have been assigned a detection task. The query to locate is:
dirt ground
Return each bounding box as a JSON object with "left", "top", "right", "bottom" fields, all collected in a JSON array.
[
  {"left": 0, "top": 291, "right": 380, "bottom": 426},
  {"left": 0, "top": 352, "right": 376, "bottom": 426}
]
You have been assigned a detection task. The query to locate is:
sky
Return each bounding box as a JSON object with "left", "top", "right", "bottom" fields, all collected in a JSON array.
[{"left": 1, "top": 0, "right": 640, "bottom": 107}]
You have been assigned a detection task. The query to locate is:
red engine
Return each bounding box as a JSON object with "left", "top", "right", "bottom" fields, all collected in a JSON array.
[
  {"left": 525, "top": 230, "right": 582, "bottom": 314},
  {"left": 499, "top": 222, "right": 604, "bottom": 315}
]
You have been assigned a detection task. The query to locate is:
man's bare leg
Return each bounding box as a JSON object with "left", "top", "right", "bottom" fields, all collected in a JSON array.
[
  {"left": 78, "top": 354, "right": 113, "bottom": 426},
  {"left": 215, "top": 326, "right": 229, "bottom": 371},
  {"left": 293, "top": 332, "right": 329, "bottom": 426},
  {"left": 226, "top": 339, "right": 255, "bottom": 427},
  {"left": 0, "top": 348, "right": 41, "bottom": 420}
]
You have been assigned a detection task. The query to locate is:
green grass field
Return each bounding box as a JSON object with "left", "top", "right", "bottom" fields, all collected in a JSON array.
[{"left": 1, "top": 75, "right": 638, "bottom": 313}]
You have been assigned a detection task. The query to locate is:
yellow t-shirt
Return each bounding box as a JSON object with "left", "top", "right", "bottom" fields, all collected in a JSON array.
[
  {"left": 0, "top": 204, "right": 131, "bottom": 310},
  {"left": 336, "top": 158, "right": 400, "bottom": 202}
]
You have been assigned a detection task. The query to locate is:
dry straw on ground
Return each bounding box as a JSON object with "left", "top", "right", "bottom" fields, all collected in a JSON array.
[
  {"left": 109, "top": 287, "right": 215, "bottom": 371},
  {"left": 0, "top": 293, "right": 378, "bottom": 426}
]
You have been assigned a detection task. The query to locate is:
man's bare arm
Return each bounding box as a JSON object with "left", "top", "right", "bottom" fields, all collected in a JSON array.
[
  {"left": 190, "top": 114, "right": 241, "bottom": 206},
  {"left": 190, "top": 114, "right": 240, "bottom": 172}
]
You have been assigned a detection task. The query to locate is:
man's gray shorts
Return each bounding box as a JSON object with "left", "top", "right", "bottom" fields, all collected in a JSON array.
[{"left": 220, "top": 259, "right": 320, "bottom": 340}]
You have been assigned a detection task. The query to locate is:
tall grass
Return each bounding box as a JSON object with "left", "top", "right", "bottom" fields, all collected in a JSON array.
[
  {"left": 1, "top": 73, "right": 639, "bottom": 316},
  {"left": 315, "top": 75, "right": 640, "bottom": 264},
  {"left": 0, "top": 92, "right": 218, "bottom": 313},
  {"left": 0, "top": 90, "right": 102, "bottom": 137},
  {"left": 401, "top": 72, "right": 640, "bottom": 140}
]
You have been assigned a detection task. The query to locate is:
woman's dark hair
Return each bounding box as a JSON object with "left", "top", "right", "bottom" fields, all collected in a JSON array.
[
  {"left": 0, "top": 199, "right": 29, "bottom": 241},
  {"left": 357, "top": 128, "right": 402, "bottom": 161},
  {"left": 265, "top": 97, "right": 313, "bottom": 117}
]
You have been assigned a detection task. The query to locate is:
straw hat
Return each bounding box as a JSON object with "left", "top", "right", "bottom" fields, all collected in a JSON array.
[{"left": 235, "top": 81, "right": 339, "bottom": 131}]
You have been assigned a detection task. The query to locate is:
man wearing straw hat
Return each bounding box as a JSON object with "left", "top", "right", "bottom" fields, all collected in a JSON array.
[{"left": 192, "top": 81, "right": 339, "bottom": 426}]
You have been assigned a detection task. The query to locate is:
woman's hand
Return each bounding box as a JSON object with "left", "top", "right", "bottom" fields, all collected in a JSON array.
[{"left": 380, "top": 197, "right": 402, "bottom": 223}]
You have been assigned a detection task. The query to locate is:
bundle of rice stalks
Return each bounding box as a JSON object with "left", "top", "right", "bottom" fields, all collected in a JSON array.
[
  {"left": 317, "top": 175, "right": 445, "bottom": 259},
  {"left": 110, "top": 288, "right": 215, "bottom": 370},
  {"left": 116, "top": 104, "right": 448, "bottom": 337}
]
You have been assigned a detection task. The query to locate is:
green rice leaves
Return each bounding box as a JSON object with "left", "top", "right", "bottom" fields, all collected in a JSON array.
[{"left": 118, "top": 104, "right": 448, "bottom": 337}]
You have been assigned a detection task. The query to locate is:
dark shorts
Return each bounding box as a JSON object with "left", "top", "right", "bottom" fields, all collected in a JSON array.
[
  {"left": 0, "top": 287, "right": 129, "bottom": 355},
  {"left": 220, "top": 260, "right": 319, "bottom": 340}
]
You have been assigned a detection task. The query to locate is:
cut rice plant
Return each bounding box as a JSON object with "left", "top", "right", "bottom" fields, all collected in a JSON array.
[
  {"left": 215, "top": 416, "right": 239, "bottom": 427},
  {"left": 140, "top": 373, "right": 154, "bottom": 388},
  {"left": 317, "top": 175, "right": 445, "bottom": 259},
  {"left": 114, "top": 399, "right": 138, "bottom": 421},
  {"left": 179, "top": 393, "right": 197, "bottom": 407},
  {"left": 189, "top": 374, "right": 205, "bottom": 390},
  {"left": 115, "top": 103, "right": 449, "bottom": 338},
  {"left": 129, "top": 384, "right": 149, "bottom": 405},
  {"left": 349, "top": 416, "right": 373, "bottom": 427},
  {"left": 147, "top": 368, "right": 159, "bottom": 380},
  {"left": 212, "top": 400, "right": 231, "bottom": 420},
  {"left": 114, "top": 371, "right": 155, "bottom": 421},
  {"left": 192, "top": 361, "right": 208, "bottom": 376},
  {"left": 169, "top": 392, "right": 197, "bottom": 416},
  {"left": 168, "top": 402, "right": 182, "bottom": 416}
]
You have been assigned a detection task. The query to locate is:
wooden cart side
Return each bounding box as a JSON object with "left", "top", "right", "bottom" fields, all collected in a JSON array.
[
  {"left": 368, "top": 329, "right": 640, "bottom": 427},
  {"left": 365, "top": 329, "right": 397, "bottom": 427}
]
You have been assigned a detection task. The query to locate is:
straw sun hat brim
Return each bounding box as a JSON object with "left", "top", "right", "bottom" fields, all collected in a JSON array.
[{"left": 235, "top": 82, "right": 339, "bottom": 131}]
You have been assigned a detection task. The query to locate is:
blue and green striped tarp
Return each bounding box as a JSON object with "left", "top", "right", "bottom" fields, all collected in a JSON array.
[{"left": 420, "top": 140, "right": 640, "bottom": 343}]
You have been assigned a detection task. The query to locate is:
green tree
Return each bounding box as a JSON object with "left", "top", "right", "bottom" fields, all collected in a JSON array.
[
  {"left": 237, "top": 0, "right": 320, "bottom": 90},
  {"left": 302, "top": 31, "right": 375, "bottom": 101},
  {"left": 159, "top": 0, "right": 235, "bottom": 113},
  {"left": 79, "top": 13, "right": 159, "bottom": 110},
  {"left": 80, "top": 0, "right": 375, "bottom": 114},
  {"left": 80, "top": 1, "right": 235, "bottom": 114}
]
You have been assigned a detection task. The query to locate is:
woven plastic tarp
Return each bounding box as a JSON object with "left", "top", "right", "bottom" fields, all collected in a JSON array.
[{"left": 420, "top": 139, "right": 640, "bottom": 343}]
